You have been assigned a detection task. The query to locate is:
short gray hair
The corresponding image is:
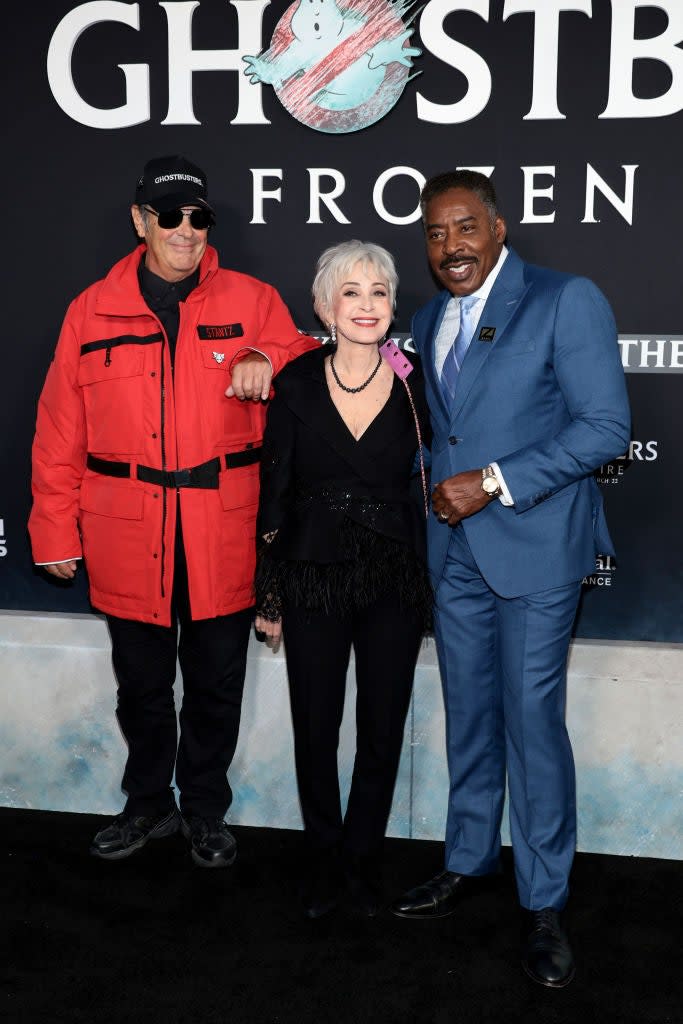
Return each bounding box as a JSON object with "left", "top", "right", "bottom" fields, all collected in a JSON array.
[
  {"left": 312, "top": 240, "right": 398, "bottom": 322},
  {"left": 135, "top": 205, "right": 151, "bottom": 231}
]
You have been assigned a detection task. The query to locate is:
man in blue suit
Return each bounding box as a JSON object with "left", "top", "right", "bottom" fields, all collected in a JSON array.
[{"left": 390, "top": 171, "right": 630, "bottom": 987}]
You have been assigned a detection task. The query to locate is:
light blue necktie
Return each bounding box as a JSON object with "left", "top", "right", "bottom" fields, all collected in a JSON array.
[{"left": 441, "top": 295, "right": 478, "bottom": 399}]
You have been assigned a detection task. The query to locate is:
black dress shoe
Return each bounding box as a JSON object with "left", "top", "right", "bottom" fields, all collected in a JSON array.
[
  {"left": 90, "top": 808, "right": 180, "bottom": 860},
  {"left": 522, "top": 908, "right": 575, "bottom": 988},
  {"left": 181, "top": 816, "right": 237, "bottom": 868},
  {"left": 390, "top": 870, "right": 476, "bottom": 919}
]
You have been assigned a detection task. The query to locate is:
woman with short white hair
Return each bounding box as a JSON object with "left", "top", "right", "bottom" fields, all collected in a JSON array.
[{"left": 256, "top": 240, "right": 431, "bottom": 918}]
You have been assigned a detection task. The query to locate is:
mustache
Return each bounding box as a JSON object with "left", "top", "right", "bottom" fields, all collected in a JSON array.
[{"left": 440, "top": 256, "right": 477, "bottom": 270}]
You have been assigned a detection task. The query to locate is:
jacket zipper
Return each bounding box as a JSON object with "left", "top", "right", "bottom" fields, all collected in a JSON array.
[{"left": 159, "top": 326, "right": 169, "bottom": 600}]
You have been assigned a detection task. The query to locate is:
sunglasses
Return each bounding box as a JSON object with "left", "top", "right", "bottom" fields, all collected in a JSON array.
[{"left": 143, "top": 206, "right": 214, "bottom": 230}]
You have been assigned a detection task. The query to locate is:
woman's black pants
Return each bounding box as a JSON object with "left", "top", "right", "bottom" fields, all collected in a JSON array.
[{"left": 282, "top": 590, "right": 424, "bottom": 863}]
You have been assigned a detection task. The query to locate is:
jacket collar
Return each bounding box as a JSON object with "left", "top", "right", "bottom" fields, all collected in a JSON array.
[
  {"left": 279, "top": 346, "right": 407, "bottom": 485},
  {"left": 449, "top": 246, "right": 529, "bottom": 422},
  {"left": 94, "top": 244, "right": 219, "bottom": 317},
  {"left": 421, "top": 249, "right": 530, "bottom": 425}
]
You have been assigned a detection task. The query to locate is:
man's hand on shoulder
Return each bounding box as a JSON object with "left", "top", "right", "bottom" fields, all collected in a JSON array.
[
  {"left": 43, "top": 560, "right": 79, "bottom": 580},
  {"left": 226, "top": 352, "right": 272, "bottom": 402},
  {"left": 432, "top": 469, "right": 493, "bottom": 526}
]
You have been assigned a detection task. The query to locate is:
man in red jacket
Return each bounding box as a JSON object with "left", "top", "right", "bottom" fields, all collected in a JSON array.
[{"left": 29, "top": 155, "right": 317, "bottom": 867}]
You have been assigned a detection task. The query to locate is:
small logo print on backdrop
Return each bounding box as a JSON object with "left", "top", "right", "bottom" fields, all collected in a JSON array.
[
  {"left": 0, "top": 518, "right": 7, "bottom": 557},
  {"left": 596, "top": 440, "right": 658, "bottom": 486},
  {"left": 582, "top": 554, "right": 616, "bottom": 588}
]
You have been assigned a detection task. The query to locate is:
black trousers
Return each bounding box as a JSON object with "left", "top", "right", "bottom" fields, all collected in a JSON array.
[
  {"left": 107, "top": 511, "right": 252, "bottom": 819},
  {"left": 282, "top": 591, "right": 423, "bottom": 863}
]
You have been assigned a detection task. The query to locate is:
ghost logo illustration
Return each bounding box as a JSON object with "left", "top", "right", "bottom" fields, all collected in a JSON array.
[{"left": 243, "top": 0, "right": 421, "bottom": 134}]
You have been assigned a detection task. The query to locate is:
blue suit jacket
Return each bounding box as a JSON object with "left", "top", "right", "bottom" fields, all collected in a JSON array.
[{"left": 412, "top": 248, "right": 631, "bottom": 598}]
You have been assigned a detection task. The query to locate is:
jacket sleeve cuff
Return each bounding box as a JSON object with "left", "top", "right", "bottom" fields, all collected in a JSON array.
[
  {"left": 228, "top": 347, "right": 273, "bottom": 372},
  {"left": 35, "top": 556, "right": 83, "bottom": 565}
]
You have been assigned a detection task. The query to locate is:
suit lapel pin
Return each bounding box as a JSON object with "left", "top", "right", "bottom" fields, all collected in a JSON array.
[
  {"left": 478, "top": 327, "right": 496, "bottom": 342},
  {"left": 213, "top": 351, "right": 225, "bottom": 364}
]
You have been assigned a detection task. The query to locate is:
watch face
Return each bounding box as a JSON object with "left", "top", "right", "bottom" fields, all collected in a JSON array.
[{"left": 482, "top": 477, "right": 500, "bottom": 495}]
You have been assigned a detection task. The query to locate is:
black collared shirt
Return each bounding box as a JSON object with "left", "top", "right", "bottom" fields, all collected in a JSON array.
[{"left": 138, "top": 259, "right": 199, "bottom": 369}]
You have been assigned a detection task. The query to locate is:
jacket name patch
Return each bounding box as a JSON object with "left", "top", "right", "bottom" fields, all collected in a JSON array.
[{"left": 198, "top": 323, "right": 244, "bottom": 340}]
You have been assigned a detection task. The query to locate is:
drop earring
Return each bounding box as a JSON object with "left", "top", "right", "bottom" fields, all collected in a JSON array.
[{"left": 329, "top": 323, "right": 337, "bottom": 344}]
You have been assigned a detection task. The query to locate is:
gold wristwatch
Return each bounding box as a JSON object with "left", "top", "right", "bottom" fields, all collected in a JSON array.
[{"left": 481, "top": 465, "right": 501, "bottom": 498}]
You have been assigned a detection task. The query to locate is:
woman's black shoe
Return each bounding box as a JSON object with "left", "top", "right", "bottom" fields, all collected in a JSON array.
[
  {"left": 344, "top": 853, "right": 382, "bottom": 917},
  {"left": 300, "top": 852, "right": 341, "bottom": 919}
]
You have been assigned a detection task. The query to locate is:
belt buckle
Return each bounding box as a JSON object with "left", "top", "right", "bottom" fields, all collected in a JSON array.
[{"left": 175, "top": 468, "right": 192, "bottom": 488}]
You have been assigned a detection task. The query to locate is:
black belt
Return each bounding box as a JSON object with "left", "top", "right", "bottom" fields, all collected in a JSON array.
[{"left": 86, "top": 448, "right": 261, "bottom": 490}]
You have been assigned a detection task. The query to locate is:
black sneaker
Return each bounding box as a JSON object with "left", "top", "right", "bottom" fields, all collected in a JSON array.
[
  {"left": 181, "top": 816, "right": 237, "bottom": 868},
  {"left": 90, "top": 808, "right": 180, "bottom": 860}
]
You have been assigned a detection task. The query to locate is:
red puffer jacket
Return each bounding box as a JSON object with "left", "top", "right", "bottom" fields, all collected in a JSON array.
[{"left": 29, "top": 244, "right": 318, "bottom": 625}]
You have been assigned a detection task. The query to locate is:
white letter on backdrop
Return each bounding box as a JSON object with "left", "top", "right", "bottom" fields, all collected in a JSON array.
[
  {"left": 373, "top": 167, "right": 426, "bottom": 225},
  {"left": 307, "top": 170, "right": 350, "bottom": 225},
  {"left": 582, "top": 164, "right": 639, "bottom": 224},
  {"left": 521, "top": 166, "right": 557, "bottom": 223},
  {"left": 47, "top": 1, "right": 149, "bottom": 128},
  {"left": 503, "top": 0, "right": 592, "bottom": 119},
  {"left": 162, "top": 0, "right": 270, "bottom": 125},
  {"left": 251, "top": 169, "right": 282, "bottom": 224},
  {"left": 416, "top": 0, "right": 492, "bottom": 124},
  {"left": 602, "top": 0, "right": 683, "bottom": 118}
]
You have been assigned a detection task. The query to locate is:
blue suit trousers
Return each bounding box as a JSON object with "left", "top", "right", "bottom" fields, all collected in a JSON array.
[{"left": 434, "top": 524, "right": 581, "bottom": 910}]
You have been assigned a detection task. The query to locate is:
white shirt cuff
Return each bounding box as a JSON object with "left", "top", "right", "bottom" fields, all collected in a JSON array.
[{"left": 490, "top": 462, "right": 514, "bottom": 506}]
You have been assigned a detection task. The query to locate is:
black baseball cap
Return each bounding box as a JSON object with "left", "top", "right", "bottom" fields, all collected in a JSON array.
[{"left": 135, "top": 155, "right": 214, "bottom": 214}]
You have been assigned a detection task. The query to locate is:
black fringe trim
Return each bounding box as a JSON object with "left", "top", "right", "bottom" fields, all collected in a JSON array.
[{"left": 255, "top": 519, "right": 432, "bottom": 629}]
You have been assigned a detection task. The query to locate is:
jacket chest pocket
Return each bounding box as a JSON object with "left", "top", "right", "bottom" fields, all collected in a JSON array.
[
  {"left": 201, "top": 346, "right": 232, "bottom": 371},
  {"left": 199, "top": 329, "right": 252, "bottom": 374},
  {"left": 78, "top": 337, "right": 156, "bottom": 455},
  {"left": 197, "top": 320, "right": 246, "bottom": 371},
  {"left": 489, "top": 339, "right": 536, "bottom": 359}
]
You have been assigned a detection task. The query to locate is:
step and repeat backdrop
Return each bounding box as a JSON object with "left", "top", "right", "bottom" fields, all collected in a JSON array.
[{"left": 1, "top": 0, "right": 681, "bottom": 641}]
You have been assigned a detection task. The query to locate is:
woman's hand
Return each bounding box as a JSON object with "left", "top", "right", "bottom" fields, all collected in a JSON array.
[{"left": 255, "top": 614, "right": 282, "bottom": 645}]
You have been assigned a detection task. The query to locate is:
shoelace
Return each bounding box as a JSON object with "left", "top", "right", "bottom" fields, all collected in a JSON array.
[
  {"left": 189, "top": 817, "right": 225, "bottom": 837},
  {"left": 529, "top": 908, "right": 562, "bottom": 936}
]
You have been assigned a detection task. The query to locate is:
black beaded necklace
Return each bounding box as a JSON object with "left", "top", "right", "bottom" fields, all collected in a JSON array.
[{"left": 330, "top": 350, "right": 383, "bottom": 394}]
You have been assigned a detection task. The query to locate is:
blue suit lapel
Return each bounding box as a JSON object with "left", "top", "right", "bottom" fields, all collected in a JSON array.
[{"left": 451, "top": 248, "right": 530, "bottom": 423}]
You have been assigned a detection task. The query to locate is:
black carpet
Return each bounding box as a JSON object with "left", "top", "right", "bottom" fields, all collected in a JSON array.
[{"left": 3, "top": 808, "right": 681, "bottom": 1024}]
